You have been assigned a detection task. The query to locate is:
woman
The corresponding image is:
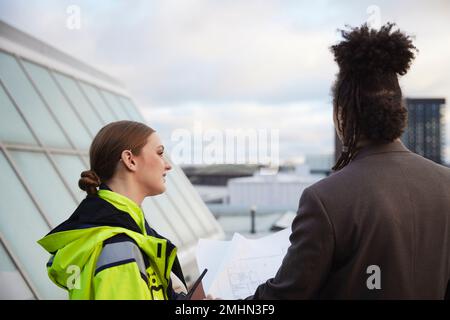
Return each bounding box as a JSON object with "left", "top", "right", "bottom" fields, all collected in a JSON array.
[
  {"left": 248, "top": 23, "right": 450, "bottom": 299},
  {"left": 38, "top": 120, "right": 187, "bottom": 299}
]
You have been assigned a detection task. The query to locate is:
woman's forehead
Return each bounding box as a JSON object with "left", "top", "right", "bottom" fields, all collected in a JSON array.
[{"left": 147, "top": 133, "right": 162, "bottom": 147}]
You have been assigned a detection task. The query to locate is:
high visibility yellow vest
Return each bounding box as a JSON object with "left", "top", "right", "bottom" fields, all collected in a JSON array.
[{"left": 38, "top": 190, "right": 178, "bottom": 300}]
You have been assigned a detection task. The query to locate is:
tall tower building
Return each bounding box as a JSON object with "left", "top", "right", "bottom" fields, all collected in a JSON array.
[{"left": 402, "top": 98, "right": 446, "bottom": 164}]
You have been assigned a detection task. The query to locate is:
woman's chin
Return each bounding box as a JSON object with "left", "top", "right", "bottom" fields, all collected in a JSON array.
[{"left": 147, "top": 185, "right": 166, "bottom": 196}]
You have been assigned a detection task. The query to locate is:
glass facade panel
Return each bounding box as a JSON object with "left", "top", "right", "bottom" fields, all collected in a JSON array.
[
  {"left": 52, "top": 154, "right": 88, "bottom": 203},
  {"left": 151, "top": 193, "right": 195, "bottom": 244},
  {"left": 164, "top": 173, "right": 208, "bottom": 236},
  {"left": 170, "top": 161, "right": 218, "bottom": 233},
  {"left": 0, "top": 241, "right": 35, "bottom": 299},
  {"left": 82, "top": 155, "right": 90, "bottom": 167},
  {"left": 141, "top": 197, "right": 182, "bottom": 246},
  {"left": 10, "top": 151, "right": 77, "bottom": 227},
  {"left": 79, "top": 82, "right": 118, "bottom": 124},
  {"left": 101, "top": 90, "right": 131, "bottom": 120},
  {"left": 53, "top": 72, "right": 104, "bottom": 136},
  {"left": 0, "top": 151, "right": 66, "bottom": 299},
  {"left": 23, "top": 61, "right": 92, "bottom": 150},
  {"left": 0, "top": 52, "right": 70, "bottom": 148},
  {"left": 0, "top": 84, "right": 37, "bottom": 145},
  {"left": 118, "top": 96, "right": 145, "bottom": 122}
]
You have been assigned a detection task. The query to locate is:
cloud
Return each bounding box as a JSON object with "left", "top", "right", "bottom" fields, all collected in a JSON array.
[
  {"left": 0, "top": 0, "right": 449, "bottom": 161},
  {"left": 1, "top": 0, "right": 449, "bottom": 104}
]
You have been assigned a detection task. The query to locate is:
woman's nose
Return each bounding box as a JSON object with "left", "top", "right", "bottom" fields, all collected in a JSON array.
[{"left": 165, "top": 162, "right": 172, "bottom": 171}]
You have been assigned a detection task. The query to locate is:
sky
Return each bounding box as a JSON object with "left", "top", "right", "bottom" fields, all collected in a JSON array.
[{"left": 0, "top": 0, "right": 449, "bottom": 164}]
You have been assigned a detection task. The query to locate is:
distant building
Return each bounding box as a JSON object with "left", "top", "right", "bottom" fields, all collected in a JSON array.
[
  {"left": 193, "top": 185, "right": 228, "bottom": 204},
  {"left": 402, "top": 98, "right": 446, "bottom": 164},
  {"left": 182, "top": 164, "right": 261, "bottom": 186},
  {"left": 304, "top": 154, "right": 334, "bottom": 175},
  {"left": 227, "top": 165, "right": 323, "bottom": 209}
]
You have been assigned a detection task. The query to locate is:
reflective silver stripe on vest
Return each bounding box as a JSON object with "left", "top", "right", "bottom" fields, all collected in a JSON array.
[{"left": 95, "top": 241, "right": 147, "bottom": 277}]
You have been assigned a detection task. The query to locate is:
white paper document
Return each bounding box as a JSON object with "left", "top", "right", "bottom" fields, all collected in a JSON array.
[{"left": 196, "top": 228, "right": 291, "bottom": 299}]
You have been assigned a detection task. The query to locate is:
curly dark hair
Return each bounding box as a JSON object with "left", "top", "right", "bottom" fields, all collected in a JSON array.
[{"left": 331, "top": 22, "right": 418, "bottom": 170}]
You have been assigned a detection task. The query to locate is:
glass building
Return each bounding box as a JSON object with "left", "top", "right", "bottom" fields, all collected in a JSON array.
[
  {"left": 401, "top": 98, "right": 446, "bottom": 164},
  {"left": 0, "top": 20, "right": 224, "bottom": 299}
]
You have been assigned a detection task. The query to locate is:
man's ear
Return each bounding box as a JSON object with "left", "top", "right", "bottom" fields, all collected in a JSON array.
[{"left": 120, "top": 150, "right": 137, "bottom": 172}]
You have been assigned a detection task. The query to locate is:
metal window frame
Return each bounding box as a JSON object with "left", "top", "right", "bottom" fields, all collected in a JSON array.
[
  {"left": 50, "top": 70, "right": 104, "bottom": 137},
  {"left": 164, "top": 173, "right": 209, "bottom": 235},
  {"left": 78, "top": 80, "right": 120, "bottom": 121},
  {"left": 98, "top": 88, "right": 130, "bottom": 120},
  {"left": 116, "top": 95, "right": 139, "bottom": 121},
  {"left": 76, "top": 79, "right": 118, "bottom": 123},
  {"left": 110, "top": 89, "right": 135, "bottom": 120},
  {"left": 0, "top": 233, "right": 40, "bottom": 300},
  {"left": 143, "top": 197, "right": 183, "bottom": 245},
  {"left": 17, "top": 58, "right": 78, "bottom": 151},
  {"left": 16, "top": 58, "right": 86, "bottom": 204}
]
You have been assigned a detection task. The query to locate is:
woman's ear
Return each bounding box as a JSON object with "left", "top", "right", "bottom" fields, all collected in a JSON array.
[{"left": 120, "top": 150, "right": 137, "bottom": 172}]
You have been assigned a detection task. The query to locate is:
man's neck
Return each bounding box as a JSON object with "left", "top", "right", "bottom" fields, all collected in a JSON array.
[{"left": 356, "top": 137, "right": 400, "bottom": 149}]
